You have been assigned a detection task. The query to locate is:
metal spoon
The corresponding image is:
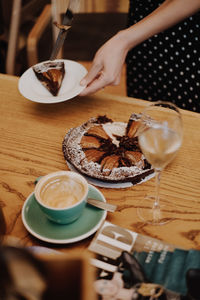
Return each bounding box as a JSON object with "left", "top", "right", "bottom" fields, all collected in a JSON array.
[{"left": 87, "top": 198, "right": 117, "bottom": 212}]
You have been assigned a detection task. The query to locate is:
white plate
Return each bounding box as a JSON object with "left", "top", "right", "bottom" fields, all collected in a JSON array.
[
  {"left": 18, "top": 59, "right": 87, "bottom": 104},
  {"left": 67, "top": 161, "right": 155, "bottom": 189}
]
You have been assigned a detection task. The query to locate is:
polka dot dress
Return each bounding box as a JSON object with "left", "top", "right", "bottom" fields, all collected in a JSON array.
[{"left": 126, "top": 0, "right": 200, "bottom": 112}]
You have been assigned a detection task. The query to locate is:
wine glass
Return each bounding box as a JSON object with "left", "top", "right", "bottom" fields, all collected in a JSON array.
[{"left": 137, "top": 101, "right": 183, "bottom": 225}]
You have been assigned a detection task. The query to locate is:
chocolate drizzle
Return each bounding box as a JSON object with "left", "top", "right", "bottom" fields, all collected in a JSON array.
[{"left": 96, "top": 115, "right": 113, "bottom": 124}]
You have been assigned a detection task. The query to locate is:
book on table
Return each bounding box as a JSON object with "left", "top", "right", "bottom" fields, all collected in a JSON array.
[{"left": 89, "top": 221, "right": 200, "bottom": 299}]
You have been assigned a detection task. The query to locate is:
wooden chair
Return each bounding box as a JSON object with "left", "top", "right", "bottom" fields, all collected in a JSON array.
[
  {"left": 27, "top": 0, "right": 79, "bottom": 66},
  {"left": 26, "top": 0, "right": 129, "bottom": 67},
  {"left": 27, "top": 4, "right": 52, "bottom": 68},
  {"left": 5, "top": 0, "right": 48, "bottom": 75}
]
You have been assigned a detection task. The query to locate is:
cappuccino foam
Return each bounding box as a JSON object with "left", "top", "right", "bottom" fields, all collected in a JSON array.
[{"left": 40, "top": 176, "right": 86, "bottom": 208}]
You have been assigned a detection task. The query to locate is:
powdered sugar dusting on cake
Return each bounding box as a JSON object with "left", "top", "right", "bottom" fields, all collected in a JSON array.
[
  {"left": 62, "top": 116, "right": 154, "bottom": 183},
  {"left": 33, "top": 61, "right": 64, "bottom": 73}
]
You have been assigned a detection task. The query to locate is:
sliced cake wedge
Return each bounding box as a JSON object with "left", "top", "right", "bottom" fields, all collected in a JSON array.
[{"left": 33, "top": 61, "right": 65, "bottom": 96}]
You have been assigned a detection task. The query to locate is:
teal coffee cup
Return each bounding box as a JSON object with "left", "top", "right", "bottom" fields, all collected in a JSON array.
[{"left": 34, "top": 171, "right": 88, "bottom": 224}]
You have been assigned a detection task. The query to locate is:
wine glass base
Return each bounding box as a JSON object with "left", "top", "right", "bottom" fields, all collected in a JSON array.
[{"left": 137, "top": 196, "right": 174, "bottom": 225}]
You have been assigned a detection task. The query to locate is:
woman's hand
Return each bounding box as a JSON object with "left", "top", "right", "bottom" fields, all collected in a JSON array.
[
  {"left": 79, "top": 0, "right": 200, "bottom": 97},
  {"left": 79, "top": 31, "right": 129, "bottom": 96}
]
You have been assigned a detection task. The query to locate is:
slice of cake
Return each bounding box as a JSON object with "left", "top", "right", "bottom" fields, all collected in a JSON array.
[
  {"left": 62, "top": 115, "right": 154, "bottom": 184},
  {"left": 33, "top": 61, "right": 65, "bottom": 96}
]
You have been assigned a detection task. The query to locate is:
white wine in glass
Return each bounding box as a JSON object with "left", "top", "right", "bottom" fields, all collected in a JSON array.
[{"left": 138, "top": 101, "right": 183, "bottom": 225}]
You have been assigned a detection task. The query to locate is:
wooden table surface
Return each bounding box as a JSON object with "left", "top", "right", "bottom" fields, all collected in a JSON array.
[{"left": 0, "top": 73, "right": 200, "bottom": 253}]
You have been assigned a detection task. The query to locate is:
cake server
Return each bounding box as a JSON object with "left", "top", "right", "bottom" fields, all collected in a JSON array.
[
  {"left": 50, "top": 6, "right": 74, "bottom": 60},
  {"left": 87, "top": 198, "right": 117, "bottom": 212}
]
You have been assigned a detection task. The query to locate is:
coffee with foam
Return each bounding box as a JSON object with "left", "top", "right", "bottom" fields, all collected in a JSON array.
[
  {"left": 39, "top": 175, "right": 86, "bottom": 209},
  {"left": 34, "top": 171, "right": 88, "bottom": 224}
]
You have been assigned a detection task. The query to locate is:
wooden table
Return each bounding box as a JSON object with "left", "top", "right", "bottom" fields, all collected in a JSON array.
[{"left": 0, "top": 73, "right": 200, "bottom": 253}]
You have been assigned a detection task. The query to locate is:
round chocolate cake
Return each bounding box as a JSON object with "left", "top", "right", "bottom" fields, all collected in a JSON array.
[{"left": 62, "top": 115, "right": 154, "bottom": 184}]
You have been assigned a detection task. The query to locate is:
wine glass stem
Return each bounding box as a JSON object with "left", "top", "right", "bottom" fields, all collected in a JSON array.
[{"left": 152, "top": 169, "right": 161, "bottom": 222}]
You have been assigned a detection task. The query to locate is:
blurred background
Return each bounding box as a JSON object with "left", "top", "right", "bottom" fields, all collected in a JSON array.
[{"left": 0, "top": 0, "right": 129, "bottom": 95}]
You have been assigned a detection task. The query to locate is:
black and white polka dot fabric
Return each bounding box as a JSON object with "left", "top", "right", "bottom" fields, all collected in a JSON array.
[{"left": 126, "top": 0, "right": 200, "bottom": 112}]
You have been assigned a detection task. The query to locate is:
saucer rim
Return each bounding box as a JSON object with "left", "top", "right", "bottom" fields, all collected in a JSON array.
[{"left": 22, "top": 185, "right": 107, "bottom": 244}]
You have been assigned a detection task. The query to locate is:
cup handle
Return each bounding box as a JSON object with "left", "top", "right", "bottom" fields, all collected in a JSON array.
[{"left": 34, "top": 176, "right": 43, "bottom": 185}]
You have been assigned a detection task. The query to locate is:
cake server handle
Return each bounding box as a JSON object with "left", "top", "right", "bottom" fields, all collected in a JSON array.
[
  {"left": 87, "top": 198, "right": 117, "bottom": 212},
  {"left": 50, "top": 7, "right": 73, "bottom": 60}
]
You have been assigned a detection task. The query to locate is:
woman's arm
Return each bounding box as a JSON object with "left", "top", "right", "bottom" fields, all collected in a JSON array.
[
  {"left": 122, "top": 0, "right": 200, "bottom": 49},
  {"left": 80, "top": 0, "right": 200, "bottom": 96}
]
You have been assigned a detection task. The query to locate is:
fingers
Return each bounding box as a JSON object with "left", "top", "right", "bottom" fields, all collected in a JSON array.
[
  {"left": 80, "top": 62, "right": 102, "bottom": 87},
  {"left": 80, "top": 71, "right": 121, "bottom": 96},
  {"left": 79, "top": 71, "right": 107, "bottom": 96}
]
